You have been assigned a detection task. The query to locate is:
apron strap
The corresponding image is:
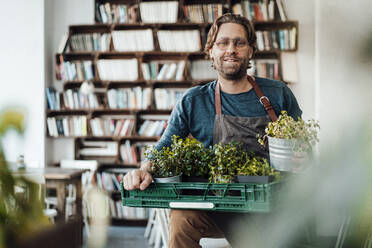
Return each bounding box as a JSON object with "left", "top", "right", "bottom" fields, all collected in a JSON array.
[
  {"left": 215, "top": 82, "right": 222, "bottom": 115},
  {"left": 247, "top": 76, "right": 278, "bottom": 122},
  {"left": 214, "top": 76, "right": 278, "bottom": 122}
]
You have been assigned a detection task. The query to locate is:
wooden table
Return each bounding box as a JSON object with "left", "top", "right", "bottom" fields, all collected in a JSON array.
[{"left": 44, "top": 167, "right": 87, "bottom": 246}]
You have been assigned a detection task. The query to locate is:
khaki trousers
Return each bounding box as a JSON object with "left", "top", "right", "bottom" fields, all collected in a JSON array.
[
  {"left": 168, "top": 210, "right": 225, "bottom": 248},
  {"left": 168, "top": 210, "right": 276, "bottom": 248}
]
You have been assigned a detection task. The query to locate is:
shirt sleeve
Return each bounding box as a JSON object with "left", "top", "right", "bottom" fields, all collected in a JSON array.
[
  {"left": 154, "top": 95, "right": 190, "bottom": 151},
  {"left": 283, "top": 86, "right": 302, "bottom": 119}
]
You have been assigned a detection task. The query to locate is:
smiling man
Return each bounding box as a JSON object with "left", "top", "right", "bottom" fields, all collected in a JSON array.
[{"left": 123, "top": 13, "right": 302, "bottom": 247}]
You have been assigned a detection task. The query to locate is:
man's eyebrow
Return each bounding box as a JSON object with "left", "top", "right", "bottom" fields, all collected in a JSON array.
[{"left": 216, "top": 36, "right": 246, "bottom": 40}]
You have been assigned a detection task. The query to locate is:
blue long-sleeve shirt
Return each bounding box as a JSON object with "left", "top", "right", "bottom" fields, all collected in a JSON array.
[{"left": 155, "top": 77, "right": 302, "bottom": 151}]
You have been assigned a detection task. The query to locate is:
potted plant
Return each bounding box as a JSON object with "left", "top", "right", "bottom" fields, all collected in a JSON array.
[
  {"left": 170, "top": 135, "right": 211, "bottom": 182},
  {"left": 235, "top": 154, "right": 280, "bottom": 183},
  {"left": 258, "top": 110, "right": 320, "bottom": 171},
  {"left": 208, "top": 142, "right": 243, "bottom": 183},
  {"left": 145, "top": 135, "right": 212, "bottom": 182},
  {"left": 208, "top": 142, "right": 280, "bottom": 184},
  {"left": 145, "top": 146, "right": 182, "bottom": 183}
]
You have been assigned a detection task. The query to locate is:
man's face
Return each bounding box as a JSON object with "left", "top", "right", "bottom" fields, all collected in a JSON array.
[{"left": 209, "top": 23, "right": 253, "bottom": 80}]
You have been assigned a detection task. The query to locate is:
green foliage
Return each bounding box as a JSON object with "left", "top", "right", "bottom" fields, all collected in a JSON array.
[
  {"left": 208, "top": 142, "right": 244, "bottom": 183},
  {"left": 258, "top": 110, "right": 320, "bottom": 152},
  {"left": 171, "top": 135, "right": 212, "bottom": 177},
  {"left": 145, "top": 146, "right": 179, "bottom": 177},
  {"left": 145, "top": 135, "right": 212, "bottom": 178},
  {"left": 209, "top": 142, "right": 280, "bottom": 183},
  {"left": 146, "top": 136, "right": 281, "bottom": 183},
  {"left": 0, "top": 108, "right": 50, "bottom": 247},
  {"left": 236, "top": 155, "right": 280, "bottom": 180}
]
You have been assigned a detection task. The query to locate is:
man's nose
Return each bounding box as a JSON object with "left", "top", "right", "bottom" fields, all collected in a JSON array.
[{"left": 225, "top": 41, "right": 237, "bottom": 53}]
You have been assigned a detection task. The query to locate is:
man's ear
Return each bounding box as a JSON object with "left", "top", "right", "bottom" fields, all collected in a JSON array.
[{"left": 248, "top": 47, "right": 253, "bottom": 59}]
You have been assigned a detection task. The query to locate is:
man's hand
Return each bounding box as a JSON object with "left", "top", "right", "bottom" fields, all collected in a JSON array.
[{"left": 123, "top": 161, "right": 153, "bottom": 190}]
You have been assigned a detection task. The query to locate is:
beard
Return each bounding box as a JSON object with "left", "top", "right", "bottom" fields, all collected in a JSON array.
[{"left": 214, "top": 55, "right": 250, "bottom": 80}]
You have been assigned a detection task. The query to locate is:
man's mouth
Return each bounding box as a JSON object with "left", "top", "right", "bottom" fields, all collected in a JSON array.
[{"left": 223, "top": 57, "right": 239, "bottom": 62}]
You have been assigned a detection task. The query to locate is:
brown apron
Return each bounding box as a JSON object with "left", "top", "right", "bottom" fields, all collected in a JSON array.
[
  {"left": 212, "top": 76, "right": 278, "bottom": 158},
  {"left": 207, "top": 76, "right": 278, "bottom": 247}
]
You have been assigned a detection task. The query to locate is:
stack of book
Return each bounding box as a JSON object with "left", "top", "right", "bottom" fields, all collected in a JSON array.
[
  {"left": 97, "top": 59, "right": 138, "bottom": 81},
  {"left": 63, "top": 89, "right": 100, "bottom": 109},
  {"left": 90, "top": 117, "right": 136, "bottom": 137},
  {"left": 154, "top": 88, "right": 186, "bottom": 110},
  {"left": 112, "top": 30, "right": 154, "bottom": 51},
  {"left": 139, "top": 1, "right": 178, "bottom": 23},
  {"left": 251, "top": 59, "right": 280, "bottom": 80},
  {"left": 183, "top": 4, "right": 223, "bottom": 23},
  {"left": 107, "top": 199, "right": 147, "bottom": 220},
  {"left": 120, "top": 140, "right": 138, "bottom": 164},
  {"left": 138, "top": 120, "right": 168, "bottom": 137},
  {"left": 256, "top": 28, "right": 296, "bottom": 51},
  {"left": 141, "top": 61, "right": 185, "bottom": 81},
  {"left": 107, "top": 87, "right": 152, "bottom": 109},
  {"left": 78, "top": 140, "right": 118, "bottom": 158},
  {"left": 47, "top": 116, "right": 88, "bottom": 137},
  {"left": 70, "top": 33, "right": 111, "bottom": 52},
  {"left": 57, "top": 60, "right": 94, "bottom": 81},
  {"left": 96, "top": 3, "right": 140, "bottom": 24},
  {"left": 157, "top": 30, "right": 201, "bottom": 52},
  {"left": 46, "top": 87, "right": 62, "bottom": 110},
  {"left": 232, "top": 0, "right": 276, "bottom": 21}
]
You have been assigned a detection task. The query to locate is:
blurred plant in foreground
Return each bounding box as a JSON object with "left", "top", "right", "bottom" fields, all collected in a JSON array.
[{"left": 0, "top": 107, "right": 50, "bottom": 247}]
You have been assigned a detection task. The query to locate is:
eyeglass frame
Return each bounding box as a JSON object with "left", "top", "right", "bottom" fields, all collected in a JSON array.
[{"left": 213, "top": 38, "right": 250, "bottom": 50}]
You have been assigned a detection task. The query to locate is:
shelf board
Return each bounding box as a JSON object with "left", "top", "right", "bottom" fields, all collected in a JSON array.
[
  {"left": 120, "top": 136, "right": 160, "bottom": 142},
  {"left": 253, "top": 20, "right": 298, "bottom": 25},
  {"left": 47, "top": 108, "right": 172, "bottom": 115},
  {"left": 69, "top": 20, "right": 297, "bottom": 30},
  {"left": 69, "top": 24, "right": 111, "bottom": 34},
  {"left": 113, "top": 22, "right": 210, "bottom": 29},
  {"left": 46, "top": 109, "right": 90, "bottom": 116},
  {"left": 58, "top": 49, "right": 297, "bottom": 59}
]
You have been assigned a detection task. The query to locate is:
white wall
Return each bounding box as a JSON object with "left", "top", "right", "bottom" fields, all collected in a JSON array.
[
  {"left": 316, "top": 0, "right": 372, "bottom": 145},
  {"left": 0, "top": 0, "right": 45, "bottom": 167},
  {"left": 45, "top": 0, "right": 93, "bottom": 165},
  {"left": 285, "top": 0, "right": 316, "bottom": 119},
  {"left": 314, "top": 0, "right": 372, "bottom": 236}
]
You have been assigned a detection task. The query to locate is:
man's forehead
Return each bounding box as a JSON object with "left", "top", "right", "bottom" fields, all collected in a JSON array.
[{"left": 216, "top": 23, "right": 247, "bottom": 38}]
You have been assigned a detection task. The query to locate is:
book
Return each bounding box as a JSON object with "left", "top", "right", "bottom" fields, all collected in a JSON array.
[
  {"left": 256, "top": 31, "right": 265, "bottom": 51},
  {"left": 232, "top": 3, "right": 243, "bottom": 15},
  {"left": 141, "top": 63, "right": 151, "bottom": 80},
  {"left": 275, "top": 0, "right": 287, "bottom": 21},
  {"left": 175, "top": 61, "right": 185, "bottom": 80},
  {"left": 57, "top": 33, "right": 69, "bottom": 53},
  {"left": 120, "top": 119, "right": 131, "bottom": 136},
  {"left": 157, "top": 64, "right": 169, "bottom": 80},
  {"left": 46, "top": 87, "right": 56, "bottom": 110},
  {"left": 165, "top": 63, "right": 177, "bottom": 80}
]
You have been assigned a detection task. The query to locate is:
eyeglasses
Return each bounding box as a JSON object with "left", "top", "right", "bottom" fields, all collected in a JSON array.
[{"left": 214, "top": 38, "right": 249, "bottom": 50}]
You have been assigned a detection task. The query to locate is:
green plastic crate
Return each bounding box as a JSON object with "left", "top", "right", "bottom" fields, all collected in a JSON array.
[{"left": 121, "top": 181, "right": 283, "bottom": 213}]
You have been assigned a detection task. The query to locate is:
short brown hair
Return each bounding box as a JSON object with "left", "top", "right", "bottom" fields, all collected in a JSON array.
[{"left": 204, "top": 13, "right": 257, "bottom": 57}]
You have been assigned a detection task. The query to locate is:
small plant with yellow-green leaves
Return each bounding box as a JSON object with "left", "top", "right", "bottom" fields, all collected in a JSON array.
[
  {"left": 208, "top": 142, "right": 280, "bottom": 183},
  {"left": 258, "top": 110, "right": 320, "bottom": 153}
]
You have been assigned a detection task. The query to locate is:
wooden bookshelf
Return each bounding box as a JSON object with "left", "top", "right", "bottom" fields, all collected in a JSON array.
[{"left": 49, "top": 0, "right": 299, "bottom": 226}]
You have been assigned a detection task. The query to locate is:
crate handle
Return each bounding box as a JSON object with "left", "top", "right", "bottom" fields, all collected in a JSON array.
[{"left": 169, "top": 202, "right": 214, "bottom": 209}]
